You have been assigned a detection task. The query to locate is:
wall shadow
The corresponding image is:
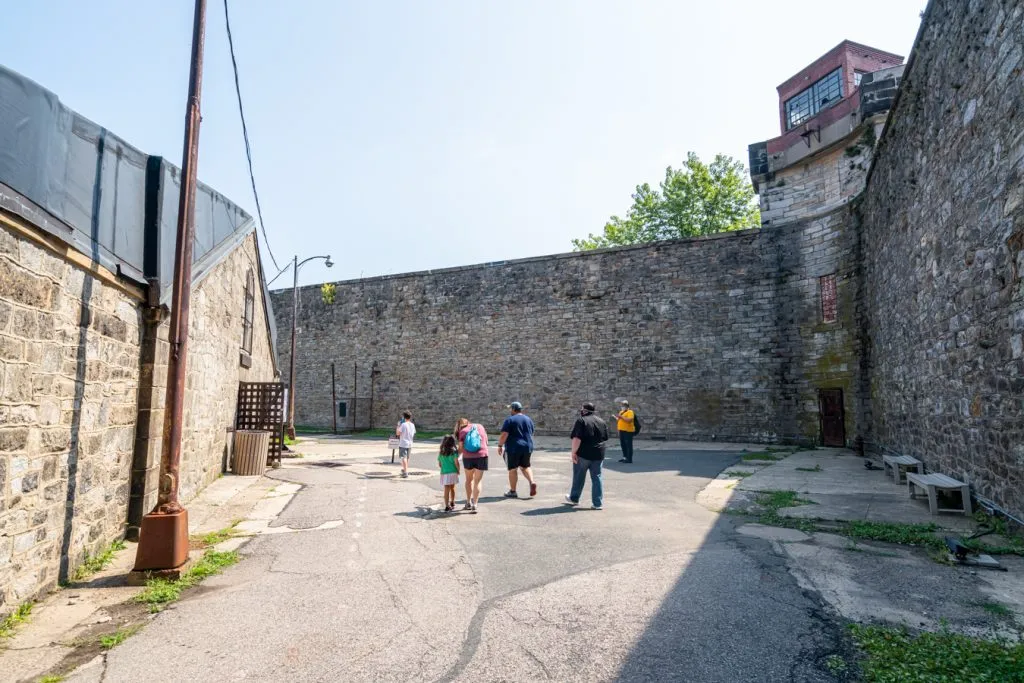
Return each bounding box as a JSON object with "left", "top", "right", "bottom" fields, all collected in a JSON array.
[
  {"left": 612, "top": 500, "right": 852, "bottom": 681},
  {"left": 58, "top": 130, "right": 106, "bottom": 582}
]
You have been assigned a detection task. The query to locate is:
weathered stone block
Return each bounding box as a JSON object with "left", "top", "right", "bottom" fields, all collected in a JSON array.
[{"left": 0, "top": 428, "right": 29, "bottom": 452}]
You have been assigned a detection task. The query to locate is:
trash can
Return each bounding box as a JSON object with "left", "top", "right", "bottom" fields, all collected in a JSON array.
[{"left": 232, "top": 430, "right": 270, "bottom": 476}]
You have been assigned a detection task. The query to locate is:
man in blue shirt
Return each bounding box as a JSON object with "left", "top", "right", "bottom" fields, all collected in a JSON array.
[{"left": 497, "top": 401, "right": 537, "bottom": 498}]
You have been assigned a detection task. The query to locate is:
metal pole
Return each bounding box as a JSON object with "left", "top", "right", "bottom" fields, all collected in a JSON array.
[
  {"left": 331, "top": 362, "right": 337, "bottom": 434},
  {"left": 353, "top": 362, "right": 358, "bottom": 432},
  {"left": 369, "top": 366, "right": 375, "bottom": 431},
  {"left": 287, "top": 255, "right": 298, "bottom": 439},
  {"left": 134, "top": 0, "right": 207, "bottom": 572}
]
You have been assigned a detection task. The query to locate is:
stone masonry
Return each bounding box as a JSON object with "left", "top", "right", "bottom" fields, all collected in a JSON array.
[
  {"left": 0, "top": 220, "right": 278, "bottom": 614},
  {"left": 0, "top": 220, "right": 141, "bottom": 611},
  {"left": 856, "top": 0, "right": 1024, "bottom": 519},
  {"left": 274, "top": 206, "right": 858, "bottom": 445}
]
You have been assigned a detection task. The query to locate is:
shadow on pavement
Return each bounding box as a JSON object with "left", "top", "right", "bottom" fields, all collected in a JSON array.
[
  {"left": 520, "top": 505, "right": 579, "bottom": 517},
  {"left": 601, "top": 449, "right": 742, "bottom": 477},
  {"left": 614, "top": 511, "right": 852, "bottom": 682}
]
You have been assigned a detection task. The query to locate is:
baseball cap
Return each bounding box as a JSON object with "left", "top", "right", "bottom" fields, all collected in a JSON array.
[
  {"left": 582, "top": 401, "right": 596, "bottom": 412},
  {"left": 619, "top": 399, "right": 629, "bottom": 406},
  {"left": 507, "top": 401, "right": 523, "bottom": 411}
]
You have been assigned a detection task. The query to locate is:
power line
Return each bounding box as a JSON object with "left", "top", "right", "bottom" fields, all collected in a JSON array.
[{"left": 223, "top": 0, "right": 281, "bottom": 272}]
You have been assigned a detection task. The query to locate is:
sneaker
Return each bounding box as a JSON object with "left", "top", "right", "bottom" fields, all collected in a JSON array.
[
  {"left": 462, "top": 503, "right": 473, "bottom": 512},
  {"left": 470, "top": 504, "right": 478, "bottom": 514},
  {"left": 591, "top": 504, "right": 603, "bottom": 510},
  {"left": 503, "top": 490, "right": 518, "bottom": 498},
  {"left": 529, "top": 483, "right": 537, "bottom": 497},
  {"left": 564, "top": 495, "right": 578, "bottom": 506},
  {"left": 444, "top": 505, "right": 453, "bottom": 513},
  {"left": 617, "top": 458, "right": 629, "bottom": 463},
  {"left": 401, "top": 471, "right": 409, "bottom": 478}
]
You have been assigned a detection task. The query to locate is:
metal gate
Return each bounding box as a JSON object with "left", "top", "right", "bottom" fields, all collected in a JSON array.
[
  {"left": 818, "top": 388, "right": 845, "bottom": 447},
  {"left": 236, "top": 381, "right": 285, "bottom": 466}
]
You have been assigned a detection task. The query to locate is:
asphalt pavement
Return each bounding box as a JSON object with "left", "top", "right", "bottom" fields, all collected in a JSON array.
[{"left": 79, "top": 444, "right": 851, "bottom": 683}]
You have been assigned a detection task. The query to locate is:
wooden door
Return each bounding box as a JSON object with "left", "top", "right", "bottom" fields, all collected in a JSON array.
[{"left": 818, "top": 388, "right": 845, "bottom": 447}]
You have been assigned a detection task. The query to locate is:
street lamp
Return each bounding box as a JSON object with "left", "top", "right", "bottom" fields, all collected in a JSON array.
[{"left": 281, "top": 255, "right": 333, "bottom": 439}]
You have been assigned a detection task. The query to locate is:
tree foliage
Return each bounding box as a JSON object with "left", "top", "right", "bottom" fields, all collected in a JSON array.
[{"left": 572, "top": 152, "right": 760, "bottom": 250}]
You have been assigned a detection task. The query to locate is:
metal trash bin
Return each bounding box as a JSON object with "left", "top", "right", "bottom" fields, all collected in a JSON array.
[{"left": 232, "top": 430, "right": 270, "bottom": 476}]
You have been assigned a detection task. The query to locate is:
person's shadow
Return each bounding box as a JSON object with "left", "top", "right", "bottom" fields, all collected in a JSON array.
[{"left": 520, "top": 506, "right": 578, "bottom": 517}]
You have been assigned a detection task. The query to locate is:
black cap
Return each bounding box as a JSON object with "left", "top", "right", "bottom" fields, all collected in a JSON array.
[{"left": 582, "top": 401, "right": 596, "bottom": 412}]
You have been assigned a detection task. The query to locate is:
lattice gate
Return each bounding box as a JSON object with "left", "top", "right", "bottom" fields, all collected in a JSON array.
[{"left": 235, "top": 381, "right": 285, "bottom": 466}]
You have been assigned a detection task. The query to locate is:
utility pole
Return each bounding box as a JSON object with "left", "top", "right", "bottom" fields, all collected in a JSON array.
[
  {"left": 287, "top": 255, "right": 298, "bottom": 439},
  {"left": 134, "top": 0, "right": 207, "bottom": 571}
]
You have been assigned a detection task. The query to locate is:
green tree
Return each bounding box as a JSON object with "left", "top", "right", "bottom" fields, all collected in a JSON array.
[{"left": 572, "top": 152, "right": 760, "bottom": 250}]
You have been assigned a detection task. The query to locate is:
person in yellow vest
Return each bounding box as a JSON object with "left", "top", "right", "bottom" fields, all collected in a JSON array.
[{"left": 615, "top": 400, "right": 636, "bottom": 463}]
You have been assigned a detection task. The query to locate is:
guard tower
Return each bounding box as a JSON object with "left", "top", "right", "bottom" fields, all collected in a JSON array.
[{"left": 748, "top": 40, "right": 905, "bottom": 226}]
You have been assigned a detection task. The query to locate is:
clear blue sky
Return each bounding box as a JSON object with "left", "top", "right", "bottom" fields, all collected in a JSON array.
[{"left": 1, "top": 1, "right": 925, "bottom": 287}]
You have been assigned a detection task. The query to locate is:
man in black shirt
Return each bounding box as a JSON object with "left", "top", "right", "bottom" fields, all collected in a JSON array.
[{"left": 565, "top": 401, "right": 609, "bottom": 510}]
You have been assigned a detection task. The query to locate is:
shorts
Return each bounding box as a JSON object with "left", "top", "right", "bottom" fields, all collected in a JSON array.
[
  {"left": 463, "top": 457, "right": 488, "bottom": 471},
  {"left": 440, "top": 472, "right": 459, "bottom": 486},
  {"left": 399, "top": 447, "right": 411, "bottom": 460},
  {"left": 505, "top": 451, "right": 532, "bottom": 470}
]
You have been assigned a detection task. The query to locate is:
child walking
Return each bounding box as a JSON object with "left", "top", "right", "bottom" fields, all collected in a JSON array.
[{"left": 438, "top": 435, "right": 460, "bottom": 512}]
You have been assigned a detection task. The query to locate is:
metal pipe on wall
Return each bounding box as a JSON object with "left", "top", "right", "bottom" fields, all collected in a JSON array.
[{"left": 331, "top": 362, "right": 337, "bottom": 434}]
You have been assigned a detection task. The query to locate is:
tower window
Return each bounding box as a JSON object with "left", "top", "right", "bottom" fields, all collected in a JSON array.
[{"left": 785, "top": 68, "right": 844, "bottom": 130}]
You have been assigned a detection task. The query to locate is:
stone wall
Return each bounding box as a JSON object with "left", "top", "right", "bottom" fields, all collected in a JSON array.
[
  {"left": 0, "top": 218, "right": 277, "bottom": 614},
  {"left": 857, "top": 0, "right": 1024, "bottom": 519},
  {"left": 758, "top": 124, "right": 878, "bottom": 227},
  {"left": 0, "top": 219, "right": 141, "bottom": 612},
  {"left": 274, "top": 207, "right": 859, "bottom": 444},
  {"left": 129, "top": 231, "right": 277, "bottom": 529}
]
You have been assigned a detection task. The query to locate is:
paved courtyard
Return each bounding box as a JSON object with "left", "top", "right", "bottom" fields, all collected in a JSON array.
[{"left": 66, "top": 439, "right": 854, "bottom": 683}]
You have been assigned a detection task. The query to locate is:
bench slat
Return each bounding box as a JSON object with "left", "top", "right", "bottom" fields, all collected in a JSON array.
[{"left": 907, "top": 472, "right": 965, "bottom": 488}]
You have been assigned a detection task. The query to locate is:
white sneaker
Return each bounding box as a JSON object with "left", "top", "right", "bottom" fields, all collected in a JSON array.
[{"left": 564, "top": 495, "right": 578, "bottom": 506}]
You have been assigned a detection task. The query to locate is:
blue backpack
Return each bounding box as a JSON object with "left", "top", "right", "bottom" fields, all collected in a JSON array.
[{"left": 464, "top": 425, "right": 482, "bottom": 452}]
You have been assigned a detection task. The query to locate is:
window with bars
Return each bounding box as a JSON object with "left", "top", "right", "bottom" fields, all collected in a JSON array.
[
  {"left": 241, "top": 269, "right": 255, "bottom": 355},
  {"left": 820, "top": 273, "right": 838, "bottom": 323},
  {"left": 785, "top": 68, "right": 844, "bottom": 130}
]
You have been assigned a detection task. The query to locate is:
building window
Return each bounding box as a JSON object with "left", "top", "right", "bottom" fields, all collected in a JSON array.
[
  {"left": 785, "top": 68, "right": 844, "bottom": 130},
  {"left": 241, "top": 269, "right": 254, "bottom": 355},
  {"left": 820, "top": 273, "right": 838, "bottom": 323},
  {"left": 854, "top": 70, "right": 866, "bottom": 87}
]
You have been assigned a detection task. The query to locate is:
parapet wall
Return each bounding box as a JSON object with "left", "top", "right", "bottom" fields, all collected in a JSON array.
[{"left": 274, "top": 206, "right": 859, "bottom": 443}]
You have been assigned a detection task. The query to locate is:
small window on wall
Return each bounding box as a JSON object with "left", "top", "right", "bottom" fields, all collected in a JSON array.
[
  {"left": 854, "top": 70, "right": 866, "bottom": 87},
  {"left": 242, "top": 269, "right": 255, "bottom": 355},
  {"left": 820, "top": 274, "right": 838, "bottom": 323}
]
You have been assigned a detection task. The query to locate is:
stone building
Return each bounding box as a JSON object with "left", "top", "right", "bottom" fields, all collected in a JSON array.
[
  {"left": 276, "top": 0, "right": 1023, "bottom": 521},
  {"left": 0, "top": 66, "right": 279, "bottom": 615}
]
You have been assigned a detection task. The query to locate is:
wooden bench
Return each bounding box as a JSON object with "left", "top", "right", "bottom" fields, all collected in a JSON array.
[
  {"left": 882, "top": 454, "right": 923, "bottom": 484},
  {"left": 907, "top": 472, "right": 972, "bottom": 516}
]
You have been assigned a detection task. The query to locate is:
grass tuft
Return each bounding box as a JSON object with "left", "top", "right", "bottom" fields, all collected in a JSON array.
[
  {"left": 725, "top": 470, "right": 754, "bottom": 478},
  {"left": 977, "top": 600, "right": 1012, "bottom": 617},
  {"left": 824, "top": 654, "right": 848, "bottom": 675},
  {"left": 38, "top": 676, "right": 65, "bottom": 683},
  {"left": 134, "top": 550, "right": 239, "bottom": 613},
  {"left": 756, "top": 490, "right": 814, "bottom": 510},
  {"left": 742, "top": 452, "right": 784, "bottom": 462},
  {"left": 73, "top": 539, "right": 126, "bottom": 581},
  {"left": 0, "top": 601, "right": 33, "bottom": 639},
  {"left": 99, "top": 624, "right": 141, "bottom": 650},
  {"left": 850, "top": 624, "right": 1024, "bottom": 682}
]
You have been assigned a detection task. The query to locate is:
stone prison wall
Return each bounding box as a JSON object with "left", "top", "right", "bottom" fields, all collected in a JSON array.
[
  {"left": 273, "top": 205, "right": 860, "bottom": 445},
  {"left": 856, "top": 0, "right": 1024, "bottom": 519}
]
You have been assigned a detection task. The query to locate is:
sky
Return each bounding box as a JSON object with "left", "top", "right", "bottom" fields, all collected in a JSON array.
[{"left": 0, "top": 1, "right": 926, "bottom": 288}]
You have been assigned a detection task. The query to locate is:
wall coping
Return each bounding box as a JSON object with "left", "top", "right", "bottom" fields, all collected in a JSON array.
[{"left": 273, "top": 226, "right": 772, "bottom": 294}]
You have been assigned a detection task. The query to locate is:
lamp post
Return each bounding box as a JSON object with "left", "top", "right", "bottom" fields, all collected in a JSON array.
[
  {"left": 133, "top": 0, "right": 207, "bottom": 572},
  {"left": 279, "top": 255, "right": 333, "bottom": 439}
]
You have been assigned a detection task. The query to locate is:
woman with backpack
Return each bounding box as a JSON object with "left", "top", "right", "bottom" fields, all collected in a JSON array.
[{"left": 454, "top": 417, "right": 489, "bottom": 513}]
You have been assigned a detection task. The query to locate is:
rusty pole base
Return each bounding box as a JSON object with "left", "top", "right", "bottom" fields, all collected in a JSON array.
[{"left": 133, "top": 508, "right": 190, "bottom": 571}]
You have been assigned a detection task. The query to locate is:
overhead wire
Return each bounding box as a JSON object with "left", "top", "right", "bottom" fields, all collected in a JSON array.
[{"left": 223, "top": 0, "right": 282, "bottom": 272}]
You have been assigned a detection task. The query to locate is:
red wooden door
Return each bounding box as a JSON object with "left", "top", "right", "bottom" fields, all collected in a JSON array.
[{"left": 818, "top": 389, "right": 845, "bottom": 447}]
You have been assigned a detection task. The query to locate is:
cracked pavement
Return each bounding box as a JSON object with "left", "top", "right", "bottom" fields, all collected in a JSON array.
[{"left": 67, "top": 442, "right": 856, "bottom": 682}]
